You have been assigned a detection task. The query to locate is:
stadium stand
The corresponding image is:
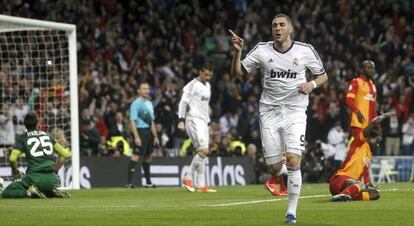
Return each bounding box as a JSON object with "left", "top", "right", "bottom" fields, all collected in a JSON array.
[{"left": 1, "top": 0, "right": 413, "bottom": 182}]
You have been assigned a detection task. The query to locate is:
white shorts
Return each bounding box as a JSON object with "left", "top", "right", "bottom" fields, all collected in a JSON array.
[
  {"left": 185, "top": 117, "right": 209, "bottom": 150},
  {"left": 259, "top": 103, "right": 307, "bottom": 165}
]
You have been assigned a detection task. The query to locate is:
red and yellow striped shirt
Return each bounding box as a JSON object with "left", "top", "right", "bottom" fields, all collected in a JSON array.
[
  {"left": 335, "top": 131, "right": 372, "bottom": 180},
  {"left": 346, "top": 76, "right": 377, "bottom": 129}
]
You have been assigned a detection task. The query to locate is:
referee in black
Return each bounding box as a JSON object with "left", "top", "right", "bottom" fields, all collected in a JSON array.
[{"left": 126, "top": 81, "right": 159, "bottom": 188}]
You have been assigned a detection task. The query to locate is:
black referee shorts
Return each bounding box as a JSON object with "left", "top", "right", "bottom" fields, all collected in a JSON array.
[{"left": 132, "top": 128, "right": 154, "bottom": 156}]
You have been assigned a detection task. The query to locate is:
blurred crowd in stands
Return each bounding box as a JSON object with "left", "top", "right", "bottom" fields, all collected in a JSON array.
[{"left": 1, "top": 0, "right": 414, "bottom": 182}]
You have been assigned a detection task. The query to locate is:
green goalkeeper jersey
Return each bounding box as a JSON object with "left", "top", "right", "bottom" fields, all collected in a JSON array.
[{"left": 14, "top": 130, "right": 58, "bottom": 174}]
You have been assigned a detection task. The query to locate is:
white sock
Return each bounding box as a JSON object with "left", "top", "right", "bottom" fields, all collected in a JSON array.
[
  {"left": 278, "top": 164, "right": 288, "bottom": 176},
  {"left": 186, "top": 154, "right": 202, "bottom": 180},
  {"left": 196, "top": 155, "right": 206, "bottom": 187},
  {"left": 287, "top": 169, "right": 302, "bottom": 217}
]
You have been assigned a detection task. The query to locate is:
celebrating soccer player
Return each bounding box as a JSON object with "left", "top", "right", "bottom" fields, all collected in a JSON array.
[
  {"left": 329, "top": 112, "right": 394, "bottom": 202},
  {"left": 229, "top": 14, "right": 328, "bottom": 224}
]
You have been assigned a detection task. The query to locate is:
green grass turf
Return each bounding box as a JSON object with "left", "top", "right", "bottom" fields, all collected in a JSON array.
[{"left": 1, "top": 183, "right": 413, "bottom": 225}]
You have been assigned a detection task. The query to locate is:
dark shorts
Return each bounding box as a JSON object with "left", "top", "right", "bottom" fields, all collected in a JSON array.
[{"left": 132, "top": 128, "right": 154, "bottom": 156}]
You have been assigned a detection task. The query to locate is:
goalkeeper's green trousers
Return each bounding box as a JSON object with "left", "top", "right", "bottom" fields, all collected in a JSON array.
[{"left": 1, "top": 173, "right": 58, "bottom": 198}]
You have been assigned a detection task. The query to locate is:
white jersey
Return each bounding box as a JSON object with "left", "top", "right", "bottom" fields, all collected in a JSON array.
[
  {"left": 178, "top": 78, "right": 211, "bottom": 123},
  {"left": 241, "top": 41, "right": 325, "bottom": 108}
]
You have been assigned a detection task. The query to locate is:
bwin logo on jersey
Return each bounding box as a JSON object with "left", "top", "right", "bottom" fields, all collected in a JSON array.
[{"left": 270, "top": 69, "right": 297, "bottom": 79}]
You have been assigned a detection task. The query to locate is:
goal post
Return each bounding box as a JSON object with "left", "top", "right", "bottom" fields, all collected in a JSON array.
[{"left": 0, "top": 14, "right": 79, "bottom": 189}]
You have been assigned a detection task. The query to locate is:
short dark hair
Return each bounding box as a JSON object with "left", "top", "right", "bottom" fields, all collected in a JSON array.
[
  {"left": 200, "top": 63, "right": 214, "bottom": 72},
  {"left": 138, "top": 80, "right": 149, "bottom": 87},
  {"left": 24, "top": 112, "right": 39, "bottom": 131},
  {"left": 274, "top": 14, "right": 293, "bottom": 26}
]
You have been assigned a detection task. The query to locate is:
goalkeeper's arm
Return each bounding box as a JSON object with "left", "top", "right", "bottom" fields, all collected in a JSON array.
[
  {"left": 9, "top": 149, "right": 23, "bottom": 178},
  {"left": 52, "top": 143, "right": 72, "bottom": 173}
]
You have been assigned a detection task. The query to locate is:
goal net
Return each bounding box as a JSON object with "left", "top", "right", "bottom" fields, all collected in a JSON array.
[{"left": 0, "top": 15, "right": 79, "bottom": 189}]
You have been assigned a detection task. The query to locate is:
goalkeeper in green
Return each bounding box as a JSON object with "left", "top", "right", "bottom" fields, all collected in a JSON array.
[{"left": 1, "top": 112, "right": 71, "bottom": 198}]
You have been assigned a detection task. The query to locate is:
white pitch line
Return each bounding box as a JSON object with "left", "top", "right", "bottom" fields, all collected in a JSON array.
[
  {"left": 204, "top": 188, "right": 414, "bottom": 207},
  {"left": 205, "top": 194, "right": 330, "bottom": 207}
]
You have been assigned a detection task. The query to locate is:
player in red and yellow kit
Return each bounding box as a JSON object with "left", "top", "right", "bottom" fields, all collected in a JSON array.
[
  {"left": 346, "top": 60, "right": 378, "bottom": 138},
  {"left": 329, "top": 112, "right": 393, "bottom": 202}
]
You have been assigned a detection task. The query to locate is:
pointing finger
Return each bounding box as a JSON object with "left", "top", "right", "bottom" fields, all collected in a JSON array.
[{"left": 228, "top": 29, "right": 239, "bottom": 38}]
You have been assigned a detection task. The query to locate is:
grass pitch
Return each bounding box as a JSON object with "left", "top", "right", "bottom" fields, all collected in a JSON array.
[{"left": 1, "top": 183, "right": 413, "bottom": 225}]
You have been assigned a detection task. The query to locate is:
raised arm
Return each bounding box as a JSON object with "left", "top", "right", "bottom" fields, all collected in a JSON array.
[
  {"left": 363, "top": 112, "right": 394, "bottom": 138},
  {"left": 229, "top": 29, "right": 244, "bottom": 77}
]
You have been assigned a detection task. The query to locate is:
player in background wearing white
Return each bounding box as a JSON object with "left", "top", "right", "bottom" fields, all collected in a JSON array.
[
  {"left": 230, "top": 14, "right": 328, "bottom": 224},
  {"left": 178, "top": 63, "right": 216, "bottom": 193}
]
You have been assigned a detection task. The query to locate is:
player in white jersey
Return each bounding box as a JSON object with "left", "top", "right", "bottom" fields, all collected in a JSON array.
[
  {"left": 178, "top": 63, "right": 216, "bottom": 193},
  {"left": 230, "top": 14, "right": 328, "bottom": 224}
]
